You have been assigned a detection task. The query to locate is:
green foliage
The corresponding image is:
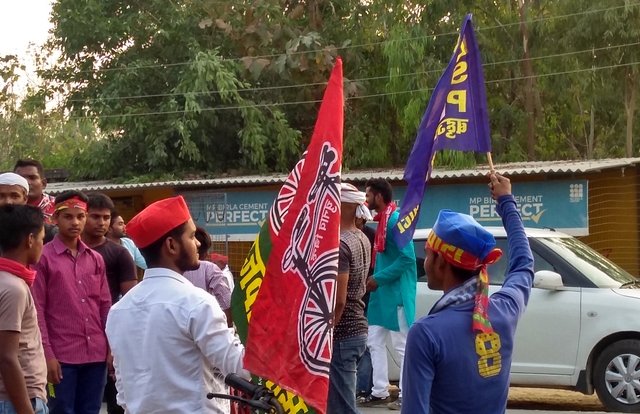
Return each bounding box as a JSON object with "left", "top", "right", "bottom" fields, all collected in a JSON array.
[{"left": 2, "top": 0, "right": 639, "bottom": 180}]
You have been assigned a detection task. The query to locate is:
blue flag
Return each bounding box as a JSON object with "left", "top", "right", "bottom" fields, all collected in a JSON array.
[{"left": 392, "top": 14, "right": 492, "bottom": 249}]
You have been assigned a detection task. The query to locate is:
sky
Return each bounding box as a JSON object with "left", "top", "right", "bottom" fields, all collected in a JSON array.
[
  {"left": 0, "top": 0, "right": 53, "bottom": 56},
  {"left": 0, "top": 0, "right": 53, "bottom": 95}
]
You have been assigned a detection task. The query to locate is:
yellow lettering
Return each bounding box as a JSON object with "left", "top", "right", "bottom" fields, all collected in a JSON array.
[
  {"left": 266, "top": 380, "right": 310, "bottom": 413},
  {"left": 238, "top": 238, "right": 266, "bottom": 322},
  {"left": 476, "top": 332, "right": 502, "bottom": 378},
  {"left": 456, "top": 39, "right": 468, "bottom": 63},
  {"left": 402, "top": 216, "right": 412, "bottom": 230},
  {"left": 451, "top": 62, "right": 468, "bottom": 84},
  {"left": 397, "top": 221, "right": 405, "bottom": 234},
  {"left": 447, "top": 90, "right": 467, "bottom": 113}
]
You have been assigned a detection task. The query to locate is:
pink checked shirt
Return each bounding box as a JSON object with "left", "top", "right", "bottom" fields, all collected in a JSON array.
[
  {"left": 183, "top": 261, "right": 232, "bottom": 310},
  {"left": 32, "top": 236, "right": 112, "bottom": 364}
]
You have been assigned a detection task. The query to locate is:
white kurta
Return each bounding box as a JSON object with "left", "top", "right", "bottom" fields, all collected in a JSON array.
[
  {"left": 221, "top": 265, "right": 235, "bottom": 292},
  {"left": 106, "top": 268, "right": 248, "bottom": 414}
]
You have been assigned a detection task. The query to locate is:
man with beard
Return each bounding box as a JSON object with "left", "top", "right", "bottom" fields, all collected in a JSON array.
[
  {"left": 0, "top": 173, "right": 58, "bottom": 244},
  {"left": 13, "top": 160, "right": 56, "bottom": 225},
  {"left": 105, "top": 196, "right": 248, "bottom": 414},
  {"left": 106, "top": 211, "right": 147, "bottom": 270},
  {"left": 360, "top": 179, "right": 416, "bottom": 410},
  {"left": 82, "top": 194, "right": 137, "bottom": 414}
]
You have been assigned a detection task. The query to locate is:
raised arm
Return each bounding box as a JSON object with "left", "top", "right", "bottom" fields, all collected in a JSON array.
[{"left": 488, "top": 173, "right": 535, "bottom": 317}]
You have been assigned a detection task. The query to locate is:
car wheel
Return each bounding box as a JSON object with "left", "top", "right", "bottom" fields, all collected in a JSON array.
[{"left": 594, "top": 339, "right": 640, "bottom": 413}]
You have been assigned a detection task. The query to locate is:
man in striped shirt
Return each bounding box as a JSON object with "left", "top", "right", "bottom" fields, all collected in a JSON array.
[{"left": 32, "top": 191, "right": 111, "bottom": 414}]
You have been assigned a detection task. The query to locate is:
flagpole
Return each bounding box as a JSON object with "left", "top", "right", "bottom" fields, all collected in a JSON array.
[{"left": 487, "top": 152, "right": 495, "bottom": 173}]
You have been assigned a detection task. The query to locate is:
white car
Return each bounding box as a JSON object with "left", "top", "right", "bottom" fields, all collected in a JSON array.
[{"left": 386, "top": 227, "right": 640, "bottom": 413}]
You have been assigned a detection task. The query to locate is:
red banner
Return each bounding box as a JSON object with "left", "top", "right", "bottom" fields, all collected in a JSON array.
[{"left": 243, "top": 58, "right": 344, "bottom": 414}]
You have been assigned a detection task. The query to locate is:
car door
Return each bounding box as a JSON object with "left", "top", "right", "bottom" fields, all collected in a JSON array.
[{"left": 489, "top": 237, "right": 582, "bottom": 380}]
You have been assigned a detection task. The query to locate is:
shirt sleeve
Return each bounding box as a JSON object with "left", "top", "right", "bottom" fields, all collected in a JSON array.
[
  {"left": 32, "top": 256, "right": 55, "bottom": 360},
  {"left": 490, "top": 195, "right": 535, "bottom": 319},
  {"left": 338, "top": 240, "right": 351, "bottom": 274},
  {"left": 97, "top": 255, "right": 112, "bottom": 329},
  {"left": 117, "top": 249, "right": 138, "bottom": 284},
  {"left": 207, "top": 264, "right": 232, "bottom": 310},
  {"left": 188, "top": 298, "right": 248, "bottom": 378},
  {"left": 401, "top": 322, "right": 437, "bottom": 413},
  {"left": 0, "top": 282, "right": 27, "bottom": 332}
]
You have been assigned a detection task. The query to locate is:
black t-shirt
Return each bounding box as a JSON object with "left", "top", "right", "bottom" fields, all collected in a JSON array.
[
  {"left": 91, "top": 239, "right": 137, "bottom": 304},
  {"left": 44, "top": 224, "right": 58, "bottom": 244}
]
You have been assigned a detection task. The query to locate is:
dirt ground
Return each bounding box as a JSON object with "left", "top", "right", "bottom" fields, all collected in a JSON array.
[{"left": 508, "top": 387, "right": 605, "bottom": 411}]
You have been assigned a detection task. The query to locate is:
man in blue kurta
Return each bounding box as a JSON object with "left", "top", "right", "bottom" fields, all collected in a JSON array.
[
  {"left": 361, "top": 178, "right": 416, "bottom": 410},
  {"left": 401, "top": 173, "right": 535, "bottom": 414}
]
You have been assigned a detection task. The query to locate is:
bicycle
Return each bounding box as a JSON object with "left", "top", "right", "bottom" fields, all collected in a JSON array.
[{"left": 207, "top": 374, "right": 285, "bottom": 414}]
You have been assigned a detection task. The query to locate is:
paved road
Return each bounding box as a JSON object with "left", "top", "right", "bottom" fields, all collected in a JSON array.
[
  {"left": 358, "top": 408, "right": 605, "bottom": 414},
  {"left": 101, "top": 403, "right": 606, "bottom": 413}
]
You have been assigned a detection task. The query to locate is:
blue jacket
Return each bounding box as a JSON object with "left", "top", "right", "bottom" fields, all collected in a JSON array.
[
  {"left": 401, "top": 195, "right": 535, "bottom": 414},
  {"left": 368, "top": 210, "right": 417, "bottom": 330}
]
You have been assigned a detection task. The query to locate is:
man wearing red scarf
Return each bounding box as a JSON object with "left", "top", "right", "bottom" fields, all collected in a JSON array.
[
  {"left": 360, "top": 179, "right": 417, "bottom": 410},
  {"left": 0, "top": 204, "right": 48, "bottom": 414}
]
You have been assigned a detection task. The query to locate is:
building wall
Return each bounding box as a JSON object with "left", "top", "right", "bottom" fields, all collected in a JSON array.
[
  {"left": 94, "top": 167, "right": 640, "bottom": 278},
  {"left": 577, "top": 168, "right": 639, "bottom": 276}
]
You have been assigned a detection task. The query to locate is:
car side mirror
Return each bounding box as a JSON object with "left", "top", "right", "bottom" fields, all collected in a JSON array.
[{"left": 533, "top": 270, "right": 564, "bottom": 290}]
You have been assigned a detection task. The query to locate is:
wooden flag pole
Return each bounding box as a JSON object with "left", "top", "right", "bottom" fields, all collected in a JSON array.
[{"left": 487, "top": 152, "right": 495, "bottom": 174}]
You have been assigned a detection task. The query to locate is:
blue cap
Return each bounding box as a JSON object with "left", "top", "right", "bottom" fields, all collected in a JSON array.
[{"left": 432, "top": 210, "right": 497, "bottom": 261}]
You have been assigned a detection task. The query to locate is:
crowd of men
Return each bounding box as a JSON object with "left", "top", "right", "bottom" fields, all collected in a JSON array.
[{"left": 0, "top": 159, "right": 534, "bottom": 414}]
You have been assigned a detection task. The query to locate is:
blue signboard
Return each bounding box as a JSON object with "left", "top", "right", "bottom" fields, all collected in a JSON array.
[
  {"left": 391, "top": 180, "right": 588, "bottom": 236},
  {"left": 180, "top": 191, "right": 277, "bottom": 241},
  {"left": 180, "top": 180, "right": 588, "bottom": 241}
]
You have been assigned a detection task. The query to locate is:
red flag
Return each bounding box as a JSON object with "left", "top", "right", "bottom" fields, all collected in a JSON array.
[{"left": 243, "top": 58, "right": 344, "bottom": 414}]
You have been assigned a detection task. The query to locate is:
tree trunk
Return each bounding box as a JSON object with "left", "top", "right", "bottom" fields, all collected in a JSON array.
[
  {"left": 519, "top": 0, "right": 536, "bottom": 161},
  {"left": 624, "top": 69, "right": 638, "bottom": 157},
  {"left": 588, "top": 105, "right": 595, "bottom": 159},
  {"left": 389, "top": 111, "right": 402, "bottom": 167},
  {"left": 307, "top": 0, "right": 323, "bottom": 30}
]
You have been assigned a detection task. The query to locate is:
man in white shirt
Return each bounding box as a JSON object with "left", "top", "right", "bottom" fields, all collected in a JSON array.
[
  {"left": 211, "top": 253, "right": 235, "bottom": 292},
  {"left": 105, "top": 196, "right": 247, "bottom": 414}
]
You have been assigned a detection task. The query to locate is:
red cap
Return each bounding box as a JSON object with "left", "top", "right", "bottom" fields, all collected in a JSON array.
[
  {"left": 126, "top": 196, "right": 191, "bottom": 248},
  {"left": 211, "top": 253, "right": 228, "bottom": 264}
]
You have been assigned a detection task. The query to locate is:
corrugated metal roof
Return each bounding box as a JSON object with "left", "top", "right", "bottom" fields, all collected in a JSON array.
[{"left": 45, "top": 157, "right": 640, "bottom": 194}]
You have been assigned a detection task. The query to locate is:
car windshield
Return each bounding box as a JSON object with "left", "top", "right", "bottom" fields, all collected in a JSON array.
[{"left": 536, "top": 236, "right": 637, "bottom": 288}]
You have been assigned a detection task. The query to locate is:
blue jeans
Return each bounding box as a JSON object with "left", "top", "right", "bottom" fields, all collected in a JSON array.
[
  {"left": 0, "top": 398, "right": 48, "bottom": 414},
  {"left": 49, "top": 362, "right": 107, "bottom": 414},
  {"left": 327, "top": 335, "right": 367, "bottom": 414},
  {"left": 356, "top": 346, "right": 373, "bottom": 395}
]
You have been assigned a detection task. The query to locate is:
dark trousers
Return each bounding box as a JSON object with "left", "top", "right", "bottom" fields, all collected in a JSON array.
[
  {"left": 327, "top": 335, "right": 367, "bottom": 414},
  {"left": 49, "top": 362, "right": 107, "bottom": 414},
  {"left": 104, "top": 375, "right": 124, "bottom": 414}
]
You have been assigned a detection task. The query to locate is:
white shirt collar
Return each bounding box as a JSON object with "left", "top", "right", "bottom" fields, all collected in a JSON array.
[{"left": 143, "top": 267, "right": 188, "bottom": 283}]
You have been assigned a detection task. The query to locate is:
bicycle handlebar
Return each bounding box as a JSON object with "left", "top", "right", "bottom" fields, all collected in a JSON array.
[{"left": 206, "top": 374, "right": 284, "bottom": 414}]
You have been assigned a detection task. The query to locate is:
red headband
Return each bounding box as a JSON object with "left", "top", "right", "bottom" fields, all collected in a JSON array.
[{"left": 55, "top": 197, "right": 87, "bottom": 213}]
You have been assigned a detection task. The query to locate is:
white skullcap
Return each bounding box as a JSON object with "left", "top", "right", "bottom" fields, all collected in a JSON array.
[
  {"left": 356, "top": 204, "right": 373, "bottom": 221},
  {"left": 341, "top": 183, "right": 366, "bottom": 205},
  {"left": 0, "top": 172, "right": 29, "bottom": 195}
]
